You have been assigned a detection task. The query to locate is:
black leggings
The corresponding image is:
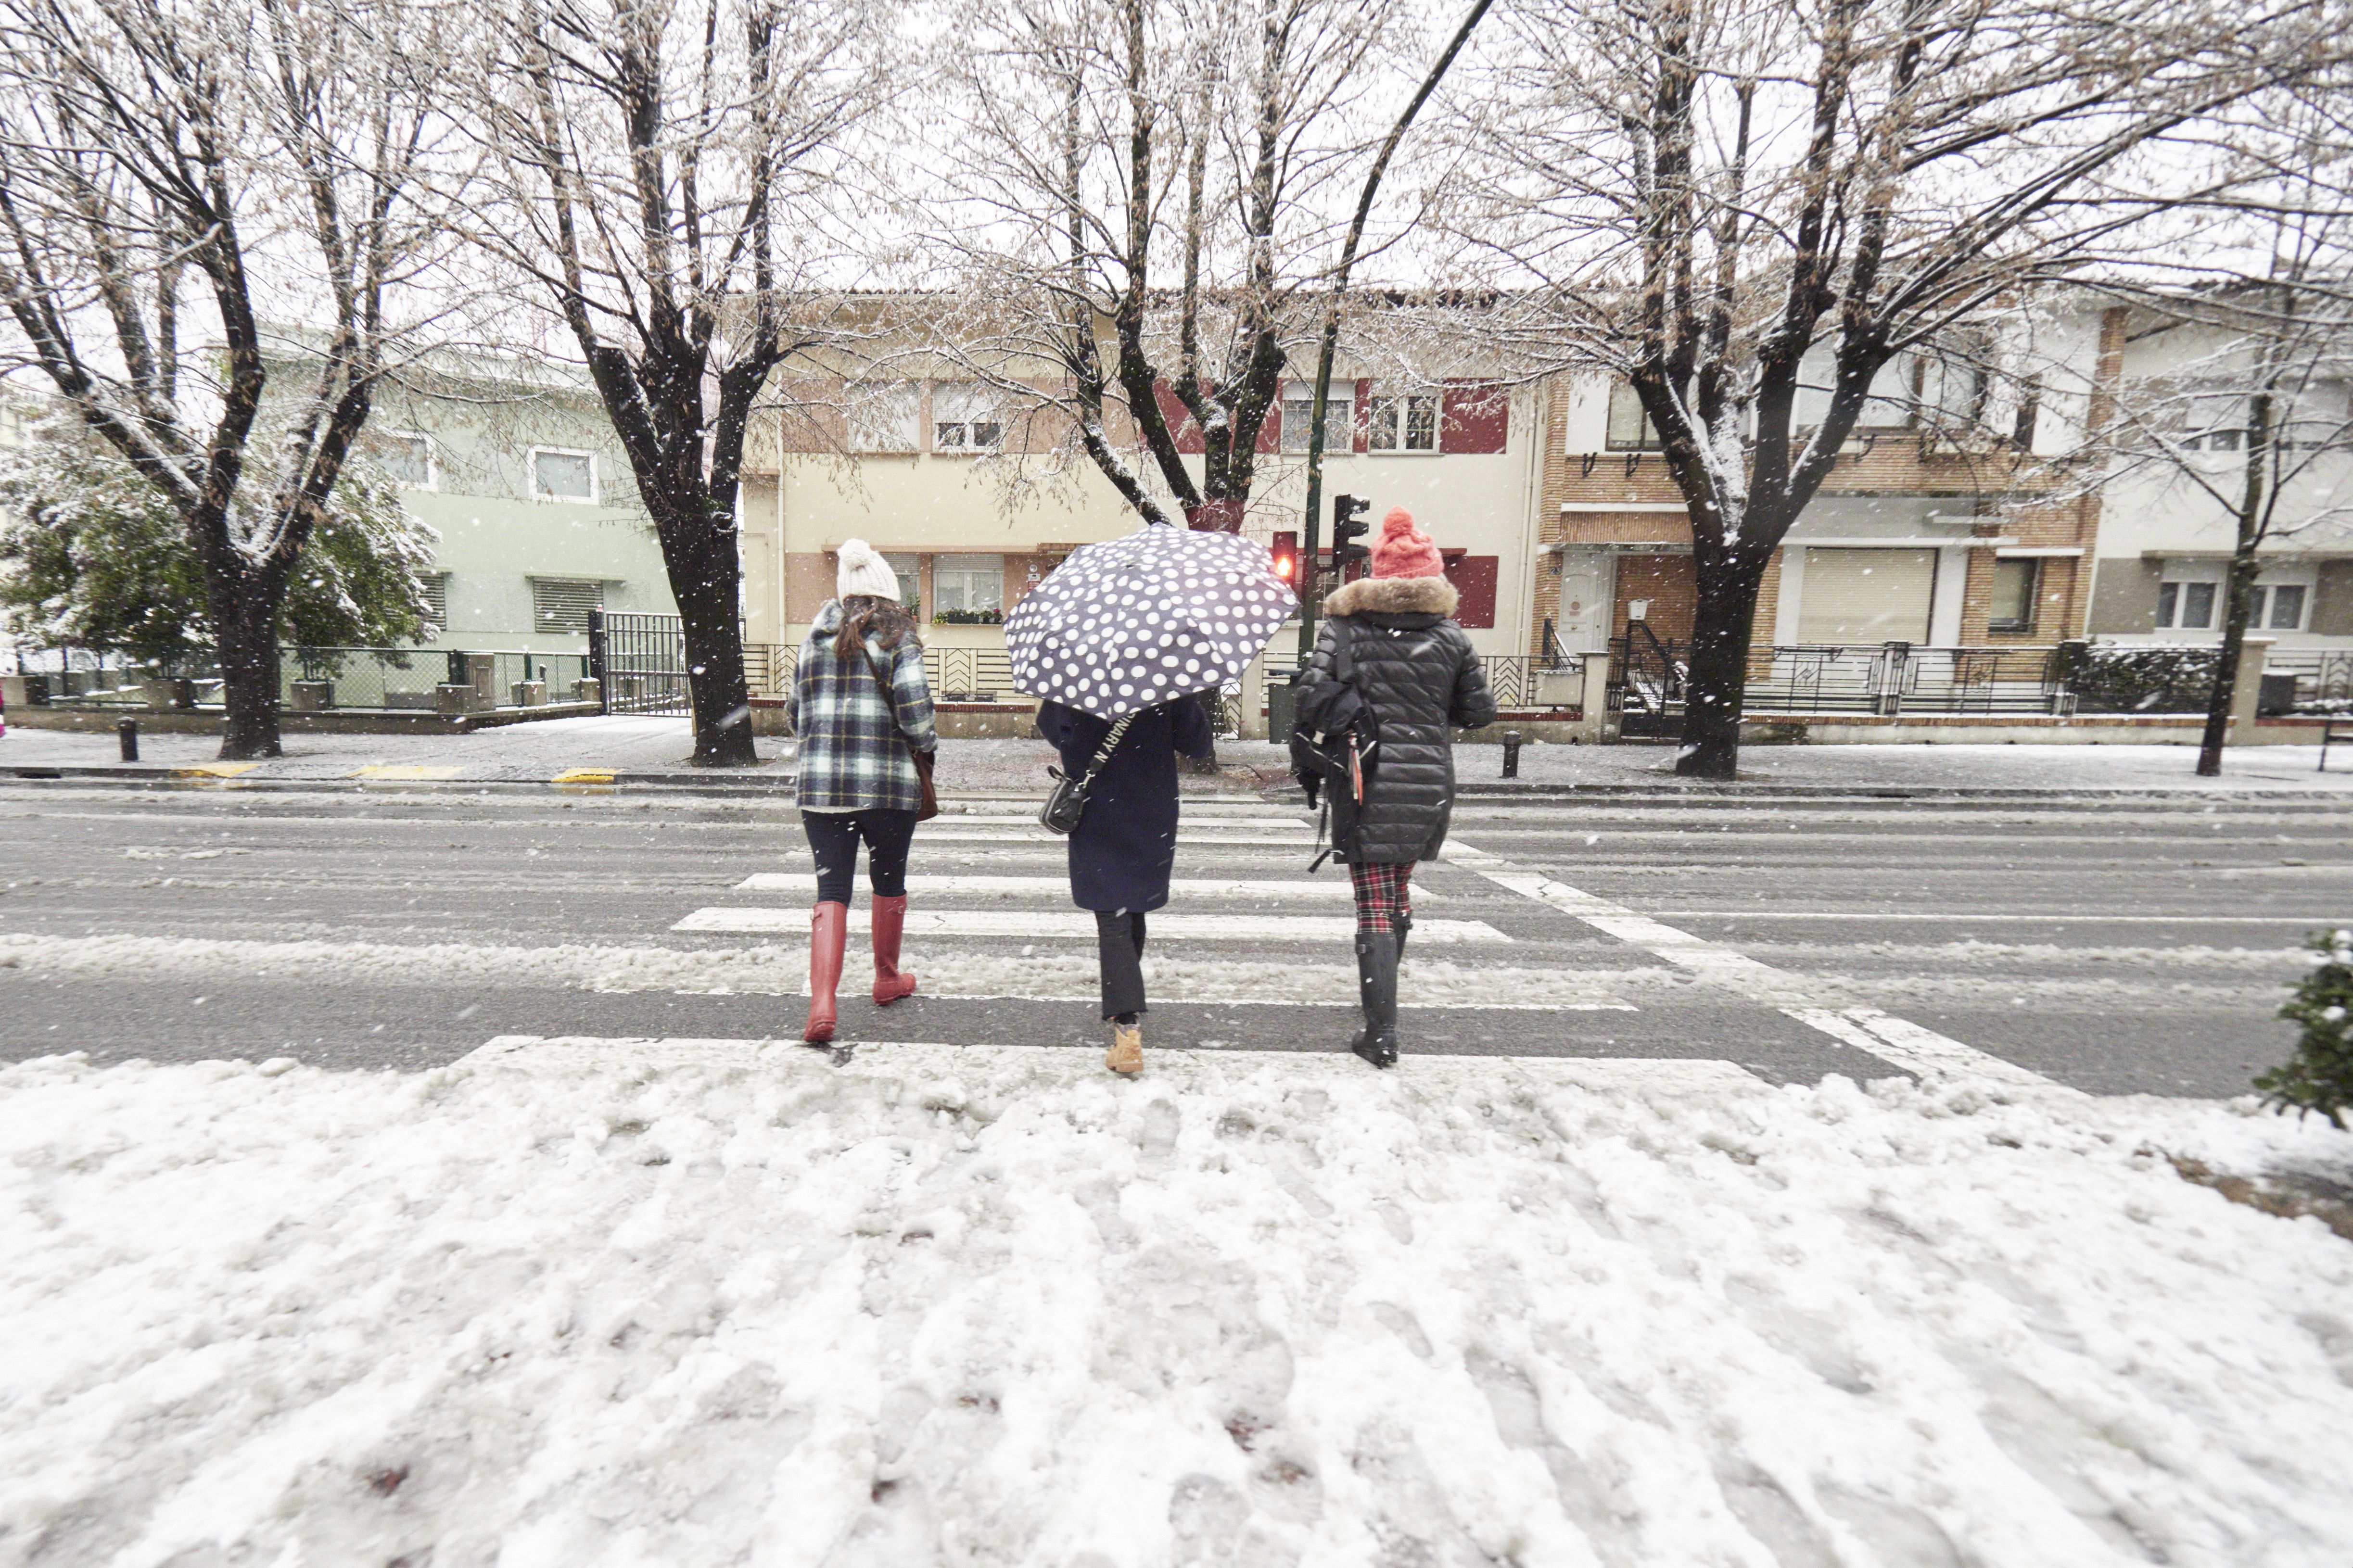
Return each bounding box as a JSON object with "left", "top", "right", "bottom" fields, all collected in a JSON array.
[
  {"left": 1095, "top": 910, "right": 1148, "bottom": 1021},
  {"left": 801, "top": 808, "right": 916, "bottom": 904}
]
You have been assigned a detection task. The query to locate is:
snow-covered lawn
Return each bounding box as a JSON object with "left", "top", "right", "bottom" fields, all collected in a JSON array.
[{"left": 3, "top": 1043, "right": 2350, "bottom": 1568}]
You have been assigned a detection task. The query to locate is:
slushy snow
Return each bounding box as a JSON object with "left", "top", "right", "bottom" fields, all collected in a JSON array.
[{"left": 3, "top": 1043, "right": 2350, "bottom": 1567}]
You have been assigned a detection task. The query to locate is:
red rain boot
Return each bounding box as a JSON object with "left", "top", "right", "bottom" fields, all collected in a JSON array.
[
  {"left": 871, "top": 894, "right": 918, "bottom": 1005},
  {"left": 804, "top": 902, "right": 848, "bottom": 1043}
]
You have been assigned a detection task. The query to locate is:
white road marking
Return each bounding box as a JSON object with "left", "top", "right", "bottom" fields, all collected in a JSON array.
[
  {"left": 1443, "top": 838, "right": 2072, "bottom": 1092},
  {"left": 1615, "top": 911, "right": 2352, "bottom": 925},
  {"left": 462, "top": 1034, "right": 1753, "bottom": 1088},
  {"left": 671, "top": 909, "right": 1513, "bottom": 943},
  {"left": 733, "top": 872, "right": 1431, "bottom": 901},
  {"left": 911, "top": 828, "right": 1316, "bottom": 847}
]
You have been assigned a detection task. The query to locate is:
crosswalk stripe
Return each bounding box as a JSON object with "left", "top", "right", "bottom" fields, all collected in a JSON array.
[
  {"left": 670, "top": 909, "right": 1514, "bottom": 943},
  {"left": 463, "top": 1035, "right": 1748, "bottom": 1087},
  {"left": 1443, "top": 837, "right": 2069, "bottom": 1093},
  {"left": 732, "top": 873, "right": 1435, "bottom": 901},
  {"left": 909, "top": 828, "right": 1318, "bottom": 846}
]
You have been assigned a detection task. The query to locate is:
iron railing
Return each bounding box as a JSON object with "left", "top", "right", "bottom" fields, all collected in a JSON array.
[
  {"left": 2265, "top": 648, "right": 2353, "bottom": 708},
  {"left": 1479, "top": 655, "right": 1586, "bottom": 711},
  {"left": 593, "top": 611, "right": 693, "bottom": 715},
  {"left": 1744, "top": 644, "right": 2068, "bottom": 715}
]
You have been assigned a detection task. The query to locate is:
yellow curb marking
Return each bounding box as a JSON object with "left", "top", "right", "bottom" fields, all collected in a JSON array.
[
  {"left": 552, "top": 768, "right": 618, "bottom": 785},
  {"left": 170, "top": 764, "right": 258, "bottom": 778}
]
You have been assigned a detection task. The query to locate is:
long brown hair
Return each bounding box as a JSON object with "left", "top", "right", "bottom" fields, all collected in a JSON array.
[{"left": 834, "top": 594, "right": 919, "bottom": 663}]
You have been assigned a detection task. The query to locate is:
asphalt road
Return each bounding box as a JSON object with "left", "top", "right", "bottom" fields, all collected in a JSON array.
[{"left": 1, "top": 778, "right": 2346, "bottom": 1097}]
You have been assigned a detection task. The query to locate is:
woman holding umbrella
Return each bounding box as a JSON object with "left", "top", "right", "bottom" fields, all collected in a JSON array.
[
  {"left": 1297, "top": 506, "right": 1495, "bottom": 1068},
  {"left": 1035, "top": 696, "right": 1215, "bottom": 1073},
  {"left": 1009, "top": 523, "right": 1297, "bottom": 1075}
]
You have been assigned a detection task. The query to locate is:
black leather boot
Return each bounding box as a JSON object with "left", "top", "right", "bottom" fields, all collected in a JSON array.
[{"left": 1352, "top": 928, "right": 1400, "bottom": 1068}]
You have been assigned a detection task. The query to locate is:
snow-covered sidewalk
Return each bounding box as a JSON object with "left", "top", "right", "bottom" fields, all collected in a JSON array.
[{"left": 4, "top": 1043, "right": 2350, "bottom": 1567}]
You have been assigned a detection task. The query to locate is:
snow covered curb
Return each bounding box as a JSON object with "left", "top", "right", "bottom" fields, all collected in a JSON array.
[{"left": 3, "top": 1045, "right": 2351, "bottom": 1566}]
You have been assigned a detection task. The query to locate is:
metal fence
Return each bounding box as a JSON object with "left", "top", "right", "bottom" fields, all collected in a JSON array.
[
  {"left": 2265, "top": 648, "right": 2353, "bottom": 708},
  {"left": 1742, "top": 644, "right": 2068, "bottom": 715},
  {"left": 593, "top": 611, "right": 693, "bottom": 715},
  {"left": 1603, "top": 639, "right": 2077, "bottom": 730},
  {"left": 1479, "top": 655, "right": 1586, "bottom": 711}
]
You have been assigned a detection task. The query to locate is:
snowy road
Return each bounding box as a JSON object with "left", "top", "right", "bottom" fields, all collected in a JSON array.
[
  {"left": 0, "top": 779, "right": 2344, "bottom": 1094},
  {"left": 6, "top": 780, "right": 2353, "bottom": 1565}
]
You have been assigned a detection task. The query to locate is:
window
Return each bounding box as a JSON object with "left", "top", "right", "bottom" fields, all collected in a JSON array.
[
  {"left": 880, "top": 551, "right": 922, "bottom": 611},
  {"left": 2156, "top": 579, "right": 2218, "bottom": 631},
  {"left": 848, "top": 382, "right": 921, "bottom": 453},
  {"left": 1986, "top": 557, "right": 2038, "bottom": 632},
  {"left": 2256, "top": 582, "right": 2308, "bottom": 631},
  {"left": 1793, "top": 349, "right": 1916, "bottom": 430},
  {"left": 419, "top": 572, "right": 449, "bottom": 633},
  {"left": 367, "top": 431, "right": 433, "bottom": 489},
  {"left": 530, "top": 448, "right": 596, "bottom": 502},
  {"left": 1361, "top": 389, "right": 1436, "bottom": 452},
  {"left": 932, "top": 384, "right": 1004, "bottom": 452},
  {"left": 932, "top": 554, "right": 1004, "bottom": 621},
  {"left": 1604, "top": 381, "right": 1663, "bottom": 451},
  {"left": 1281, "top": 381, "right": 1352, "bottom": 453},
  {"left": 529, "top": 577, "right": 603, "bottom": 634}
]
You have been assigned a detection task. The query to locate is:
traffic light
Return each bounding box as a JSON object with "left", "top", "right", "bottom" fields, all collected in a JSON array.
[
  {"left": 1331, "top": 493, "right": 1372, "bottom": 581},
  {"left": 1271, "top": 531, "right": 1298, "bottom": 589}
]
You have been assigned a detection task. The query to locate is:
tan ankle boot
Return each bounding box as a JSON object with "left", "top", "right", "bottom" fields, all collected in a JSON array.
[{"left": 1105, "top": 1019, "right": 1144, "bottom": 1075}]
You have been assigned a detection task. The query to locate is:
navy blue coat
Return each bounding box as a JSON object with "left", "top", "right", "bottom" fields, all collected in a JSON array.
[{"left": 1037, "top": 698, "right": 1217, "bottom": 912}]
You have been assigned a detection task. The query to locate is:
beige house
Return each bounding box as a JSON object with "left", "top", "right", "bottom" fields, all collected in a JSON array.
[{"left": 734, "top": 363, "right": 1547, "bottom": 710}]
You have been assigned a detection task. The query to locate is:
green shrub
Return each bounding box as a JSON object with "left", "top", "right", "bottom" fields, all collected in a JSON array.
[{"left": 2256, "top": 927, "right": 2353, "bottom": 1128}]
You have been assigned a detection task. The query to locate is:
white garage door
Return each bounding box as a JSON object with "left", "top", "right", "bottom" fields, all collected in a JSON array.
[{"left": 1797, "top": 548, "right": 1938, "bottom": 644}]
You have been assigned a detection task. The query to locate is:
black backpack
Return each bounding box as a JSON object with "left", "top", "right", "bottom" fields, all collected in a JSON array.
[{"left": 1289, "top": 620, "right": 1380, "bottom": 865}]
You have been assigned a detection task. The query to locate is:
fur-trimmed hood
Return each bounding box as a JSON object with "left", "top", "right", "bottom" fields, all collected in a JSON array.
[{"left": 1323, "top": 574, "right": 1458, "bottom": 619}]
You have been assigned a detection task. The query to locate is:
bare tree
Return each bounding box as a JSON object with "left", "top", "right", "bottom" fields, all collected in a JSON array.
[
  {"left": 0, "top": 0, "right": 455, "bottom": 758},
  {"left": 469, "top": 0, "right": 892, "bottom": 765},
  {"left": 1450, "top": 0, "right": 2340, "bottom": 777},
  {"left": 931, "top": 0, "right": 1412, "bottom": 531}
]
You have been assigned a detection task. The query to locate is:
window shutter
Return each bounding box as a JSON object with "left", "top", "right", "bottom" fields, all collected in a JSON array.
[
  {"left": 1353, "top": 379, "right": 1372, "bottom": 452},
  {"left": 1444, "top": 554, "right": 1499, "bottom": 629},
  {"left": 529, "top": 577, "right": 604, "bottom": 635},
  {"left": 1438, "top": 382, "right": 1509, "bottom": 453},
  {"left": 1152, "top": 380, "right": 1207, "bottom": 455},
  {"left": 1796, "top": 549, "right": 1936, "bottom": 644},
  {"left": 420, "top": 573, "right": 449, "bottom": 630}
]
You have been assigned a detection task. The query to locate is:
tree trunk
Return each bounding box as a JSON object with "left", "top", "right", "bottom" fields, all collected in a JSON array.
[
  {"left": 2196, "top": 546, "right": 2264, "bottom": 777},
  {"left": 214, "top": 581, "right": 284, "bottom": 761},
  {"left": 665, "top": 510, "right": 758, "bottom": 768},
  {"left": 1674, "top": 553, "right": 1767, "bottom": 780}
]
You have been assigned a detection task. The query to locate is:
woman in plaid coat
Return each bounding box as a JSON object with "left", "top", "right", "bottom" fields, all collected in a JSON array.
[{"left": 786, "top": 540, "right": 938, "bottom": 1044}]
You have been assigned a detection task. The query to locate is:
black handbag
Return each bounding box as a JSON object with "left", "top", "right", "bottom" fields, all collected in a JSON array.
[{"left": 1038, "top": 711, "right": 1136, "bottom": 835}]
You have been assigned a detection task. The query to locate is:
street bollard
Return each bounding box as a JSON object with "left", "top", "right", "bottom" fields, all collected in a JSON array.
[
  {"left": 1501, "top": 729, "right": 1523, "bottom": 779},
  {"left": 117, "top": 717, "right": 139, "bottom": 762}
]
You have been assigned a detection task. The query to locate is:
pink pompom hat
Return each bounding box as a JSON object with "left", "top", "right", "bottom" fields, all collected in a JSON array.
[{"left": 1370, "top": 506, "right": 1444, "bottom": 579}]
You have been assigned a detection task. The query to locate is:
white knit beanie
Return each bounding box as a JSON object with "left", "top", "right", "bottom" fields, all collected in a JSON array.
[{"left": 835, "top": 538, "right": 901, "bottom": 602}]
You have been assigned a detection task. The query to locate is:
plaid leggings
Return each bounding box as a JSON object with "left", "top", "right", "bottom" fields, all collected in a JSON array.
[{"left": 1349, "top": 861, "right": 1413, "bottom": 935}]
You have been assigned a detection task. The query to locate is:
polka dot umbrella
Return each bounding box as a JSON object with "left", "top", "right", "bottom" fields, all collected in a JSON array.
[{"left": 1005, "top": 522, "right": 1299, "bottom": 720}]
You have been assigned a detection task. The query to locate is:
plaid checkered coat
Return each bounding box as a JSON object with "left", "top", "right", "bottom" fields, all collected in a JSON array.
[{"left": 789, "top": 601, "right": 937, "bottom": 812}]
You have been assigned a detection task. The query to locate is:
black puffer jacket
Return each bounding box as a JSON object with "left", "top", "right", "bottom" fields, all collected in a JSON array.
[{"left": 1297, "top": 574, "right": 1495, "bottom": 863}]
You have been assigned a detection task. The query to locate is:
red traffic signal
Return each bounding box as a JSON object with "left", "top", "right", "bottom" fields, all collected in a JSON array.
[{"left": 1271, "top": 530, "right": 1299, "bottom": 587}]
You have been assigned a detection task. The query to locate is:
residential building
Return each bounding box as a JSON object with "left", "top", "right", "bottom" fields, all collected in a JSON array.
[
  {"left": 735, "top": 365, "right": 1544, "bottom": 689},
  {"left": 2083, "top": 302, "right": 2353, "bottom": 655},
  {"left": 1530, "top": 305, "right": 2118, "bottom": 668},
  {"left": 362, "top": 359, "right": 676, "bottom": 653}
]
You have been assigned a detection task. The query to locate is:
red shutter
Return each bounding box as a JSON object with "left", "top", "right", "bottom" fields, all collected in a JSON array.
[
  {"left": 1152, "top": 380, "right": 1206, "bottom": 455},
  {"left": 1252, "top": 399, "right": 1280, "bottom": 455},
  {"left": 1353, "top": 378, "right": 1372, "bottom": 453},
  {"left": 1445, "top": 553, "right": 1499, "bottom": 629},
  {"left": 1439, "top": 381, "right": 1509, "bottom": 454}
]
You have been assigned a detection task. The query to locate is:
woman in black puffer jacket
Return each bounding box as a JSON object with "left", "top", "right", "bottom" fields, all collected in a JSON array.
[{"left": 1296, "top": 506, "right": 1495, "bottom": 1067}]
